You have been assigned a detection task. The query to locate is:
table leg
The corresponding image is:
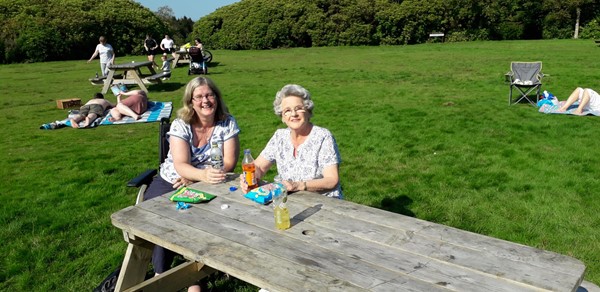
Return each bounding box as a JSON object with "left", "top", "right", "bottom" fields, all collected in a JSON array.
[
  {"left": 115, "top": 243, "right": 153, "bottom": 292},
  {"left": 147, "top": 65, "right": 157, "bottom": 75},
  {"left": 102, "top": 70, "right": 116, "bottom": 94},
  {"left": 130, "top": 71, "right": 150, "bottom": 92},
  {"left": 173, "top": 54, "right": 180, "bottom": 68}
]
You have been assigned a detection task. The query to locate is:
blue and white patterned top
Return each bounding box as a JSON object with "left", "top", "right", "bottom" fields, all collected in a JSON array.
[
  {"left": 261, "top": 125, "right": 343, "bottom": 199},
  {"left": 159, "top": 116, "right": 240, "bottom": 183}
]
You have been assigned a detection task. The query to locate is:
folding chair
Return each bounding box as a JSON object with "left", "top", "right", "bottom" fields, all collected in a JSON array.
[
  {"left": 127, "top": 117, "right": 170, "bottom": 204},
  {"left": 505, "top": 61, "right": 544, "bottom": 106}
]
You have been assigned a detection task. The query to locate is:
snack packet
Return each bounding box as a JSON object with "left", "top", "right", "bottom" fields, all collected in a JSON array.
[
  {"left": 169, "top": 187, "right": 216, "bottom": 203},
  {"left": 244, "top": 183, "right": 282, "bottom": 204}
]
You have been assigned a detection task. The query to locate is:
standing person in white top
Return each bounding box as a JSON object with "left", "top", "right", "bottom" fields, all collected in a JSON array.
[
  {"left": 160, "top": 34, "right": 176, "bottom": 59},
  {"left": 87, "top": 36, "right": 115, "bottom": 76}
]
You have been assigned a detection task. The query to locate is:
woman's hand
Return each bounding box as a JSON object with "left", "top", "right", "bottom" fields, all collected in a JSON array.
[
  {"left": 239, "top": 174, "right": 250, "bottom": 193},
  {"left": 282, "top": 180, "right": 300, "bottom": 192},
  {"left": 172, "top": 177, "right": 193, "bottom": 189},
  {"left": 204, "top": 168, "right": 226, "bottom": 184}
]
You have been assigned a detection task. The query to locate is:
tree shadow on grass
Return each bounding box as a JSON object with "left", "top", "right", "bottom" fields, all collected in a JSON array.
[{"left": 379, "top": 195, "right": 415, "bottom": 217}]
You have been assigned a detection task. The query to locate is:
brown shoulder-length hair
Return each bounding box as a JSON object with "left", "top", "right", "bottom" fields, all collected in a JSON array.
[{"left": 177, "top": 77, "right": 230, "bottom": 124}]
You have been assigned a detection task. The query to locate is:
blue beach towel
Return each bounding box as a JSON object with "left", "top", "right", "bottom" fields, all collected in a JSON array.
[
  {"left": 100, "top": 101, "right": 172, "bottom": 125},
  {"left": 40, "top": 101, "right": 172, "bottom": 129},
  {"left": 539, "top": 101, "right": 600, "bottom": 116}
]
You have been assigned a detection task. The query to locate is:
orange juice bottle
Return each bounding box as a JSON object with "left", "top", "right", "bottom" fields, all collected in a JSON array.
[{"left": 242, "top": 149, "right": 257, "bottom": 190}]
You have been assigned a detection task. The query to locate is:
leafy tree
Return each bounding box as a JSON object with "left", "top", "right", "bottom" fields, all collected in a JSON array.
[
  {"left": 2, "top": 0, "right": 600, "bottom": 62},
  {"left": 580, "top": 18, "right": 600, "bottom": 39},
  {"left": 0, "top": 0, "right": 167, "bottom": 63},
  {"left": 543, "top": 0, "right": 599, "bottom": 39}
]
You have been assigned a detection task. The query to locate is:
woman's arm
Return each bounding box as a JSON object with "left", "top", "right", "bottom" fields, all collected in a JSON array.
[
  {"left": 253, "top": 155, "right": 272, "bottom": 181},
  {"left": 109, "top": 48, "right": 115, "bottom": 64},
  {"left": 118, "top": 90, "right": 142, "bottom": 97},
  {"left": 170, "top": 136, "right": 211, "bottom": 183},
  {"left": 285, "top": 164, "right": 339, "bottom": 193},
  {"left": 222, "top": 135, "right": 240, "bottom": 172},
  {"left": 87, "top": 48, "right": 99, "bottom": 63}
]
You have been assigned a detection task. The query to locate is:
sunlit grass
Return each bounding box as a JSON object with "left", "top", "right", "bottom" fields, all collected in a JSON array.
[{"left": 0, "top": 39, "right": 599, "bottom": 290}]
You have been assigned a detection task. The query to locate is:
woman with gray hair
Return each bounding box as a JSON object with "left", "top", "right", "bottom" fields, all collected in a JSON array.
[{"left": 240, "top": 84, "right": 343, "bottom": 198}]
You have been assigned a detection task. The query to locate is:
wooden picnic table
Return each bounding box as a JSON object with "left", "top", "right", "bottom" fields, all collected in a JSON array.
[
  {"left": 111, "top": 174, "right": 586, "bottom": 292},
  {"left": 99, "top": 60, "right": 168, "bottom": 94},
  {"left": 173, "top": 50, "right": 190, "bottom": 67}
]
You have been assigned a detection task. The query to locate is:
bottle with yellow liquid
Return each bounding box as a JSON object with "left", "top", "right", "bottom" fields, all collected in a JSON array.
[{"left": 273, "top": 175, "right": 290, "bottom": 230}]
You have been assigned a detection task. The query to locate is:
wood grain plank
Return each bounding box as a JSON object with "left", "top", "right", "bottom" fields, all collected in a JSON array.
[
  {"left": 113, "top": 179, "right": 584, "bottom": 291},
  {"left": 160, "top": 194, "right": 574, "bottom": 292},
  {"left": 191, "top": 180, "right": 585, "bottom": 278},
  {"left": 112, "top": 205, "right": 365, "bottom": 292},
  {"left": 134, "top": 196, "right": 432, "bottom": 290}
]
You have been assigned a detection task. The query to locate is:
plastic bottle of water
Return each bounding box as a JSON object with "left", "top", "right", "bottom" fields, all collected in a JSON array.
[
  {"left": 273, "top": 175, "right": 290, "bottom": 230},
  {"left": 242, "top": 149, "right": 257, "bottom": 190},
  {"left": 210, "top": 141, "right": 223, "bottom": 170}
]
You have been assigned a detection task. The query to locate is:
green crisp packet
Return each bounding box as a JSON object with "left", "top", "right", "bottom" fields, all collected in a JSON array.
[{"left": 169, "top": 187, "right": 216, "bottom": 203}]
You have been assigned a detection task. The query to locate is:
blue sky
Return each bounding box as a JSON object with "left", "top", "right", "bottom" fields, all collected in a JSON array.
[{"left": 135, "top": 0, "right": 241, "bottom": 21}]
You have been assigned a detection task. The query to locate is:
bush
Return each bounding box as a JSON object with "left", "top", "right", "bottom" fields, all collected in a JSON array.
[
  {"left": 580, "top": 19, "right": 600, "bottom": 39},
  {"left": 446, "top": 29, "right": 490, "bottom": 42}
]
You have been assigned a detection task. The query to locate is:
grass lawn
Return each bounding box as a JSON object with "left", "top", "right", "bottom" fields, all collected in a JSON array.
[{"left": 0, "top": 39, "right": 599, "bottom": 290}]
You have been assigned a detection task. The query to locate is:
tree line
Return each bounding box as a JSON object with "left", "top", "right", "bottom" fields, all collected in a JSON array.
[
  {"left": 1, "top": 0, "right": 599, "bottom": 63},
  {"left": 195, "top": 0, "right": 600, "bottom": 49},
  {"left": 0, "top": 0, "right": 186, "bottom": 63}
]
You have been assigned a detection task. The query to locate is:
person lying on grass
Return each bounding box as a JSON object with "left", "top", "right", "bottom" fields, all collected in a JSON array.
[
  {"left": 69, "top": 93, "right": 113, "bottom": 128},
  {"left": 109, "top": 89, "right": 148, "bottom": 122},
  {"left": 558, "top": 87, "right": 600, "bottom": 115}
]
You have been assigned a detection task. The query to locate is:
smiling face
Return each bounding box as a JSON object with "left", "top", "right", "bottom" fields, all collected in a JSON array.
[
  {"left": 280, "top": 95, "right": 311, "bottom": 130},
  {"left": 191, "top": 85, "right": 217, "bottom": 119}
]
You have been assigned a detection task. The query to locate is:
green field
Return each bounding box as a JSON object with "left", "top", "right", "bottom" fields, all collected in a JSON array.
[{"left": 0, "top": 39, "right": 599, "bottom": 290}]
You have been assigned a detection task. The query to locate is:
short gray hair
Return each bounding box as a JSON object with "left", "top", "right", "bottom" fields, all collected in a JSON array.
[{"left": 273, "top": 84, "right": 314, "bottom": 116}]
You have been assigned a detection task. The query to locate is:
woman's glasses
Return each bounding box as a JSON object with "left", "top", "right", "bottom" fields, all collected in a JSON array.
[
  {"left": 282, "top": 106, "right": 307, "bottom": 117},
  {"left": 192, "top": 93, "right": 215, "bottom": 101}
]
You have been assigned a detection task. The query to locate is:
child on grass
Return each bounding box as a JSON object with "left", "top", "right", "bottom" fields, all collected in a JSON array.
[{"left": 160, "top": 53, "right": 171, "bottom": 80}]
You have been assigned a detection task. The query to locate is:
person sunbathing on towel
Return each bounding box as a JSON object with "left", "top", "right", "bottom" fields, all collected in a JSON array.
[
  {"left": 70, "top": 93, "right": 113, "bottom": 128},
  {"left": 558, "top": 87, "right": 600, "bottom": 115},
  {"left": 109, "top": 90, "right": 149, "bottom": 122}
]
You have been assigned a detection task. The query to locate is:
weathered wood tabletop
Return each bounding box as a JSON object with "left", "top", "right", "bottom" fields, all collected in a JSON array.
[
  {"left": 100, "top": 60, "right": 159, "bottom": 94},
  {"left": 111, "top": 174, "right": 586, "bottom": 292}
]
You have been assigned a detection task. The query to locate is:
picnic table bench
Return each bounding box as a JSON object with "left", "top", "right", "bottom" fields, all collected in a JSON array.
[
  {"left": 429, "top": 32, "right": 445, "bottom": 42},
  {"left": 144, "top": 71, "right": 171, "bottom": 82},
  {"left": 111, "top": 174, "right": 587, "bottom": 292},
  {"left": 93, "top": 60, "right": 172, "bottom": 94}
]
